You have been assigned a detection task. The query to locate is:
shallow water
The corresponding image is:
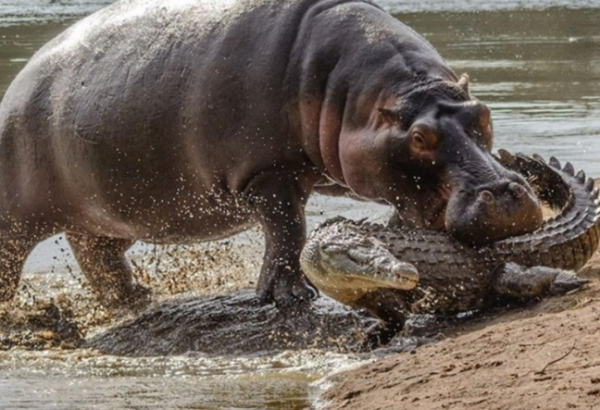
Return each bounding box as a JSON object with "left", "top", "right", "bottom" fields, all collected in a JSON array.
[
  {"left": 0, "top": 1, "right": 599, "bottom": 409},
  {"left": 0, "top": 348, "right": 365, "bottom": 410}
]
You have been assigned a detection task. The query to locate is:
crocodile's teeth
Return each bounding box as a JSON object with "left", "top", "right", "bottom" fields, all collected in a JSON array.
[
  {"left": 532, "top": 154, "right": 547, "bottom": 164},
  {"left": 563, "top": 162, "right": 575, "bottom": 176},
  {"left": 593, "top": 188, "right": 600, "bottom": 200},
  {"left": 586, "top": 178, "right": 595, "bottom": 192},
  {"left": 549, "top": 157, "right": 561, "bottom": 170},
  {"left": 576, "top": 170, "right": 586, "bottom": 183}
]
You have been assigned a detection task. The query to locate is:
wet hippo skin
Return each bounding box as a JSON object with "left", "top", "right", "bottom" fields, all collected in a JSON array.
[{"left": 0, "top": 0, "right": 542, "bottom": 308}]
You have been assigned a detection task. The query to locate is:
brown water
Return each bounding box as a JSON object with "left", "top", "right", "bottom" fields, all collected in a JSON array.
[{"left": 0, "top": 1, "right": 599, "bottom": 409}]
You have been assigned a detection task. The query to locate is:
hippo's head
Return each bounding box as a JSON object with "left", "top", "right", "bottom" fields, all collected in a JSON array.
[{"left": 338, "top": 75, "right": 543, "bottom": 245}]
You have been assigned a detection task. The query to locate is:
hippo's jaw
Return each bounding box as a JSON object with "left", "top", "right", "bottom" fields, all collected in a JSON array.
[{"left": 444, "top": 153, "right": 544, "bottom": 245}]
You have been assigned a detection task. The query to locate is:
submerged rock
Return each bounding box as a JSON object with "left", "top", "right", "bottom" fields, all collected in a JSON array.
[{"left": 87, "top": 290, "right": 380, "bottom": 356}]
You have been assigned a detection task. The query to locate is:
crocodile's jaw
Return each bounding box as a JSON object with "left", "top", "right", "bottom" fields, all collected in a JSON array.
[{"left": 300, "top": 230, "right": 419, "bottom": 305}]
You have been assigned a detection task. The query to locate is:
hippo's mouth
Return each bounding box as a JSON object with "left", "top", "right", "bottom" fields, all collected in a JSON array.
[{"left": 422, "top": 183, "right": 452, "bottom": 230}]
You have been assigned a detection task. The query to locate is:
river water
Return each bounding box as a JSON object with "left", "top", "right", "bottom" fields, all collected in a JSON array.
[{"left": 0, "top": 1, "right": 599, "bottom": 409}]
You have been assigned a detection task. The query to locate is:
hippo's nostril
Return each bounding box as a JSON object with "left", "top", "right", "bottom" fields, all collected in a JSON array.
[
  {"left": 509, "top": 182, "right": 526, "bottom": 198},
  {"left": 480, "top": 190, "right": 494, "bottom": 204}
]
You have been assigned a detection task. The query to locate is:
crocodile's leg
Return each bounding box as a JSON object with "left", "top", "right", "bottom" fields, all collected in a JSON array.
[
  {"left": 492, "top": 262, "right": 589, "bottom": 299},
  {"left": 355, "top": 289, "right": 409, "bottom": 348}
]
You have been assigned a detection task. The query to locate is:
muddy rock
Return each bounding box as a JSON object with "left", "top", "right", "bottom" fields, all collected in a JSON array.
[{"left": 87, "top": 290, "right": 382, "bottom": 356}]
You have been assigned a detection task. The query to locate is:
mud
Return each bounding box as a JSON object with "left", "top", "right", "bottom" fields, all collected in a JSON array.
[{"left": 0, "top": 302, "right": 83, "bottom": 350}]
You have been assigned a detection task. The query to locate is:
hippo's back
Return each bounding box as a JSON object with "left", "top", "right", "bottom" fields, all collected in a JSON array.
[
  {"left": 1, "top": 0, "right": 299, "bottom": 147},
  {"left": 0, "top": 0, "right": 326, "bottom": 235}
]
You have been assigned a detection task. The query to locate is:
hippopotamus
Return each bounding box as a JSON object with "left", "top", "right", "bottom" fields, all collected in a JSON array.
[{"left": 0, "top": 0, "right": 543, "bottom": 309}]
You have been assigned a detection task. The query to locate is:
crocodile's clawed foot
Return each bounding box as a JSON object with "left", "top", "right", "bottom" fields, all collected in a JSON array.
[
  {"left": 361, "top": 322, "right": 402, "bottom": 350},
  {"left": 494, "top": 263, "right": 589, "bottom": 299},
  {"left": 549, "top": 271, "right": 589, "bottom": 295}
]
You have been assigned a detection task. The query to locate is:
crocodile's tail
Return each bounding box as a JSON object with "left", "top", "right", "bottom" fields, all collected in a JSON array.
[{"left": 493, "top": 151, "right": 600, "bottom": 271}]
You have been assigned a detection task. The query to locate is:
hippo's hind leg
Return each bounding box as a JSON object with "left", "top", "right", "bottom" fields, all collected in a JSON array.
[
  {"left": 493, "top": 262, "right": 589, "bottom": 299},
  {"left": 66, "top": 234, "right": 151, "bottom": 310},
  {"left": 0, "top": 238, "right": 37, "bottom": 302},
  {"left": 245, "top": 173, "right": 317, "bottom": 306}
]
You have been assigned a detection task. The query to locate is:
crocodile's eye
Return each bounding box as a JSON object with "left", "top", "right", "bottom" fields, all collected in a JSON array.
[{"left": 321, "top": 243, "right": 345, "bottom": 255}]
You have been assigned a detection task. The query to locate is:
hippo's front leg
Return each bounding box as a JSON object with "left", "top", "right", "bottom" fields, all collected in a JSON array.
[{"left": 245, "top": 172, "right": 317, "bottom": 306}]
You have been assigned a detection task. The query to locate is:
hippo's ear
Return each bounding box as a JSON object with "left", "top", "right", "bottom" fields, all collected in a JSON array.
[
  {"left": 377, "top": 107, "right": 400, "bottom": 127},
  {"left": 458, "top": 73, "right": 470, "bottom": 95}
]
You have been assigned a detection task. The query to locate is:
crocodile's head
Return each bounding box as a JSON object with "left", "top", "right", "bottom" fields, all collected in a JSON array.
[{"left": 300, "top": 220, "right": 419, "bottom": 305}]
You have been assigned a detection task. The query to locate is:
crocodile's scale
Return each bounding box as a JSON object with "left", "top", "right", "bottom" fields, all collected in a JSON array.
[{"left": 306, "top": 153, "right": 600, "bottom": 314}]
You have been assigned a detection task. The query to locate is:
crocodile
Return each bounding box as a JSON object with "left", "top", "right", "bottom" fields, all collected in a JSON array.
[{"left": 300, "top": 152, "right": 599, "bottom": 345}]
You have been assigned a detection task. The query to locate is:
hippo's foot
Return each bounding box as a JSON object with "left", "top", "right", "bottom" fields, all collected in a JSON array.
[
  {"left": 493, "top": 263, "right": 589, "bottom": 299},
  {"left": 66, "top": 233, "right": 153, "bottom": 312},
  {"left": 258, "top": 270, "right": 317, "bottom": 308},
  {"left": 98, "top": 283, "right": 153, "bottom": 313},
  {"left": 247, "top": 171, "right": 320, "bottom": 308}
]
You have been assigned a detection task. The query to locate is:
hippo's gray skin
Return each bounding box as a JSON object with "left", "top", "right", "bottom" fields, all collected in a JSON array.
[{"left": 0, "top": 0, "right": 542, "bottom": 308}]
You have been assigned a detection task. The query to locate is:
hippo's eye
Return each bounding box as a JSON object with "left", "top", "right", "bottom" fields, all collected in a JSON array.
[
  {"left": 410, "top": 127, "right": 437, "bottom": 149},
  {"left": 409, "top": 127, "right": 438, "bottom": 163},
  {"left": 413, "top": 133, "right": 426, "bottom": 149}
]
